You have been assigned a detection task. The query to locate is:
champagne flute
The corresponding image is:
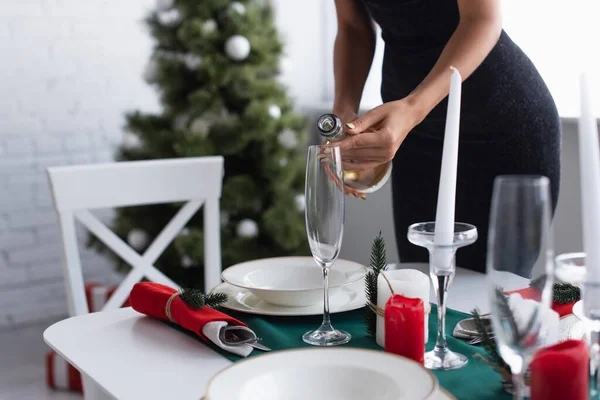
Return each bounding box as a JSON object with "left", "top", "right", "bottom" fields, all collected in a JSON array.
[
  {"left": 487, "top": 175, "right": 555, "bottom": 400},
  {"left": 302, "top": 144, "right": 351, "bottom": 346}
]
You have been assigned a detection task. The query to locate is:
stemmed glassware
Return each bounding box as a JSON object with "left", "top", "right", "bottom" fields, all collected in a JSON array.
[
  {"left": 407, "top": 222, "right": 478, "bottom": 370},
  {"left": 302, "top": 145, "right": 350, "bottom": 346},
  {"left": 487, "top": 176, "right": 555, "bottom": 400}
]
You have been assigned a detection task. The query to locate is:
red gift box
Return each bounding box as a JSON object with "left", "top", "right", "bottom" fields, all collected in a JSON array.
[{"left": 46, "top": 282, "right": 129, "bottom": 394}]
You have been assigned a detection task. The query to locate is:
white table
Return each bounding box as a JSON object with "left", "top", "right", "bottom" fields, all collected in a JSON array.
[{"left": 44, "top": 267, "right": 508, "bottom": 400}]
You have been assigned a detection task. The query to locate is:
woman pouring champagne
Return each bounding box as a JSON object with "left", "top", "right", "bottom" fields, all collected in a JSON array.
[{"left": 327, "top": 0, "right": 561, "bottom": 273}]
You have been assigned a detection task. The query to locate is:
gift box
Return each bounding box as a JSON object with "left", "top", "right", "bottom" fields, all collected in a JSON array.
[{"left": 46, "top": 282, "right": 129, "bottom": 394}]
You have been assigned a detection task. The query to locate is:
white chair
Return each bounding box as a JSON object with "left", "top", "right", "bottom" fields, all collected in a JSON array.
[{"left": 46, "top": 156, "right": 224, "bottom": 318}]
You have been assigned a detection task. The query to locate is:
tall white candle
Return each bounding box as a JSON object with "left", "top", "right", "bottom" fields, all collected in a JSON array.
[
  {"left": 433, "top": 67, "right": 462, "bottom": 269},
  {"left": 376, "top": 269, "right": 430, "bottom": 347},
  {"left": 578, "top": 72, "right": 600, "bottom": 285}
]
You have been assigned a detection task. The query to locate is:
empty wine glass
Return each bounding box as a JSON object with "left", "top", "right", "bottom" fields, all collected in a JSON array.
[
  {"left": 487, "top": 175, "right": 555, "bottom": 400},
  {"left": 302, "top": 144, "right": 350, "bottom": 346}
]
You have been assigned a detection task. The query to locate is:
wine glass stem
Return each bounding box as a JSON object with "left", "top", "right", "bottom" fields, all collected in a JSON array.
[
  {"left": 321, "top": 266, "right": 332, "bottom": 327},
  {"left": 512, "top": 368, "right": 525, "bottom": 400},
  {"left": 431, "top": 272, "right": 453, "bottom": 351}
]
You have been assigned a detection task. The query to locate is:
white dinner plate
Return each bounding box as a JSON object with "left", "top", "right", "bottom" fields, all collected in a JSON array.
[
  {"left": 213, "top": 281, "right": 366, "bottom": 316},
  {"left": 221, "top": 256, "right": 367, "bottom": 307},
  {"left": 202, "top": 348, "right": 439, "bottom": 400},
  {"left": 573, "top": 300, "right": 585, "bottom": 322},
  {"left": 433, "top": 388, "right": 456, "bottom": 400}
]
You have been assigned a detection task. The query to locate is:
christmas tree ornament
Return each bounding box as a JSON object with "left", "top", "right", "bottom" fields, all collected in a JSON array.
[
  {"left": 220, "top": 210, "right": 230, "bottom": 227},
  {"left": 173, "top": 114, "right": 190, "bottom": 131},
  {"left": 228, "top": 2, "right": 246, "bottom": 16},
  {"left": 121, "top": 132, "right": 142, "bottom": 150},
  {"left": 127, "top": 229, "right": 149, "bottom": 251},
  {"left": 277, "top": 128, "right": 298, "bottom": 149},
  {"left": 143, "top": 58, "right": 159, "bottom": 82},
  {"left": 181, "top": 256, "right": 194, "bottom": 268},
  {"left": 178, "top": 228, "right": 190, "bottom": 237},
  {"left": 190, "top": 117, "right": 210, "bottom": 138},
  {"left": 202, "top": 19, "right": 217, "bottom": 34},
  {"left": 294, "top": 194, "right": 305, "bottom": 212},
  {"left": 155, "top": 0, "right": 174, "bottom": 11},
  {"left": 279, "top": 157, "right": 288, "bottom": 167},
  {"left": 156, "top": 9, "right": 181, "bottom": 25},
  {"left": 225, "top": 35, "right": 251, "bottom": 61},
  {"left": 278, "top": 56, "right": 292, "bottom": 75},
  {"left": 236, "top": 219, "right": 258, "bottom": 238},
  {"left": 268, "top": 104, "right": 281, "bottom": 119},
  {"left": 182, "top": 54, "right": 202, "bottom": 70}
]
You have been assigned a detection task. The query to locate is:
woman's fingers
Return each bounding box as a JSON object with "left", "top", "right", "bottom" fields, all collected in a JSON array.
[
  {"left": 342, "top": 161, "right": 384, "bottom": 171},
  {"left": 340, "top": 147, "right": 387, "bottom": 161},
  {"left": 336, "top": 131, "right": 382, "bottom": 152},
  {"left": 345, "top": 106, "right": 385, "bottom": 134}
]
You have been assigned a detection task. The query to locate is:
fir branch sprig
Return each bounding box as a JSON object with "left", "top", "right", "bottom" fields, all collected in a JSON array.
[
  {"left": 365, "top": 231, "right": 388, "bottom": 337},
  {"left": 178, "top": 288, "right": 228, "bottom": 310},
  {"left": 471, "top": 308, "right": 509, "bottom": 370},
  {"left": 530, "top": 274, "right": 581, "bottom": 304}
]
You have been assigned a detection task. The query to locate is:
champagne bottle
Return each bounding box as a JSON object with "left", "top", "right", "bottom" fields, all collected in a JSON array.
[{"left": 316, "top": 113, "right": 392, "bottom": 194}]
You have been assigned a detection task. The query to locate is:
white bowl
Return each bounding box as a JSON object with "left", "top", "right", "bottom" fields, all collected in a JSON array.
[
  {"left": 221, "top": 257, "right": 366, "bottom": 307},
  {"left": 203, "top": 348, "right": 439, "bottom": 400}
]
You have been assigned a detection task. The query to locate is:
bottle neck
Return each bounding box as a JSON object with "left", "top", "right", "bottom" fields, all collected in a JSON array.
[{"left": 316, "top": 114, "right": 346, "bottom": 142}]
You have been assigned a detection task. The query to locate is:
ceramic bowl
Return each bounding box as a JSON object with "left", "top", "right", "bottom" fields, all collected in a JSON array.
[
  {"left": 203, "top": 348, "right": 439, "bottom": 400},
  {"left": 221, "top": 257, "right": 366, "bottom": 307}
]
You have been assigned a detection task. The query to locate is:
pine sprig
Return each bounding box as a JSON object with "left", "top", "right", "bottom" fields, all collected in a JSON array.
[
  {"left": 471, "top": 308, "right": 509, "bottom": 370},
  {"left": 365, "top": 231, "right": 388, "bottom": 337},
  {"left": 530, "top": 274, "right": 581, "bottom": 304},
  {"left": 178, "top": 288, "right": 228, "bottom": 310}
]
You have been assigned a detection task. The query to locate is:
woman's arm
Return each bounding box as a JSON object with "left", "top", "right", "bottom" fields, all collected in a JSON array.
[
  {"left": 406, "top": 0, "right": 503, "bottom": 121},
  {"left": 336, "top": 0, "right": 503, "bottom": 170},
  {"left": 332, "top": 0, "right": 377, "bottom": 121}
]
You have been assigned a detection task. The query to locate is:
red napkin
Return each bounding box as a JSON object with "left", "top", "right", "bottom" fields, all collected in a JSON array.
[
  {"left": 530, "top": 339, "right": 589, "bottom": 400},
  {"left": 507, "top": 287, "right": 576, "bottom": 318},
  {"left": 129, "top": 282, "right": 246, "bottom": 342}
]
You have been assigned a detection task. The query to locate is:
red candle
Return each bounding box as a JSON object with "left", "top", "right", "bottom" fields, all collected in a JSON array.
[
  {"left": 384, "top": 294, "right": 425, "bottom": 364},
  {"left": 530, "top": 339, "right": 589, "bottom": 400}
]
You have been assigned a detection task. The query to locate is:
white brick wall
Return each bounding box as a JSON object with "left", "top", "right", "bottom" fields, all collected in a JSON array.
[{"left": 0, "top": 0, "right": 159, "bottom": 329}]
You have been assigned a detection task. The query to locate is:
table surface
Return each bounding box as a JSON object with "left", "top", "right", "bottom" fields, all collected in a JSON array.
[{"left": 43, "top": 266, "right": 526, "bottom": 400}]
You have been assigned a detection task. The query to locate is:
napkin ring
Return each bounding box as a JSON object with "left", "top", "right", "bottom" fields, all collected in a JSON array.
[{"left": 165, "top": 292, "right": 179, "bottom": 324}]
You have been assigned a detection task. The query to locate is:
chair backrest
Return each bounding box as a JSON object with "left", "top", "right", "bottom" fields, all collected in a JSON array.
[{"left": 47, "top": 157, "right": 224, "bottom": 317}]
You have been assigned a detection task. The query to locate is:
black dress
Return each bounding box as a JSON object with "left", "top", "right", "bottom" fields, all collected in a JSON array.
[{"left": 361, "top": 0, "right": 561, "bottom": 273}]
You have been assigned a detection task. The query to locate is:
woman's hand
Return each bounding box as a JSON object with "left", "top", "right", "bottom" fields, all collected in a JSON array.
[{"left": 336, "top": 98, "right": 425, "bottom": 172}]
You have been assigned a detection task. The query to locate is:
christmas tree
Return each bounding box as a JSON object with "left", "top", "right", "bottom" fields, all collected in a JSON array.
[{"left": 89, "top": 0, "right": 310, "bottom": 288}]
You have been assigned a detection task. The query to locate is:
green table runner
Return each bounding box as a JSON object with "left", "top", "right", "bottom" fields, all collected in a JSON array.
[{"left": 205, "top": 305, "right": 510, "bottom": 400}]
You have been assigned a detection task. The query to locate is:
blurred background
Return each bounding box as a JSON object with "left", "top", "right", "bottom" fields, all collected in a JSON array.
[{"left": 0, "top": 0, "right": 599, "bottom": 398}]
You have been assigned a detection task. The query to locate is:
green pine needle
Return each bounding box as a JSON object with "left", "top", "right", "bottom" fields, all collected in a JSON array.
[
  {"left": 365, "top": 231, "right": 388, "bottom": 337},
  {"left": 178, "top": 288, "right": 228, "bottom": 310},
  {"left": 471, "top": 308, "right": 509, "bottom": 370},
  {"left": 530, "top": 274, "right": 580, "bottom": 304}
]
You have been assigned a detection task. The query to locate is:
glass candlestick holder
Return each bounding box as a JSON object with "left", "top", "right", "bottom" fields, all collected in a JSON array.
[{"left": 407, "top": 222, "right": 478, "bottom": 370}]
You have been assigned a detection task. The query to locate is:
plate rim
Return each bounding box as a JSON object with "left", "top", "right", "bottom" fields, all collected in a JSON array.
[
  {"left": 202, "top": 347, "right": 439, "bottom": 400},
  {"left": 213, "top": 281, "right": 366, "bottom": 316},
  {"left": 221, "top": 256, "right": 367, "bottom": 293}
]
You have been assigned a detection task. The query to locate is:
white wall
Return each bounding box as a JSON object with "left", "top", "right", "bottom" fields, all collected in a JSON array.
[{"left": 0, "top": 0, "right": 158, "bottom": 328}]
